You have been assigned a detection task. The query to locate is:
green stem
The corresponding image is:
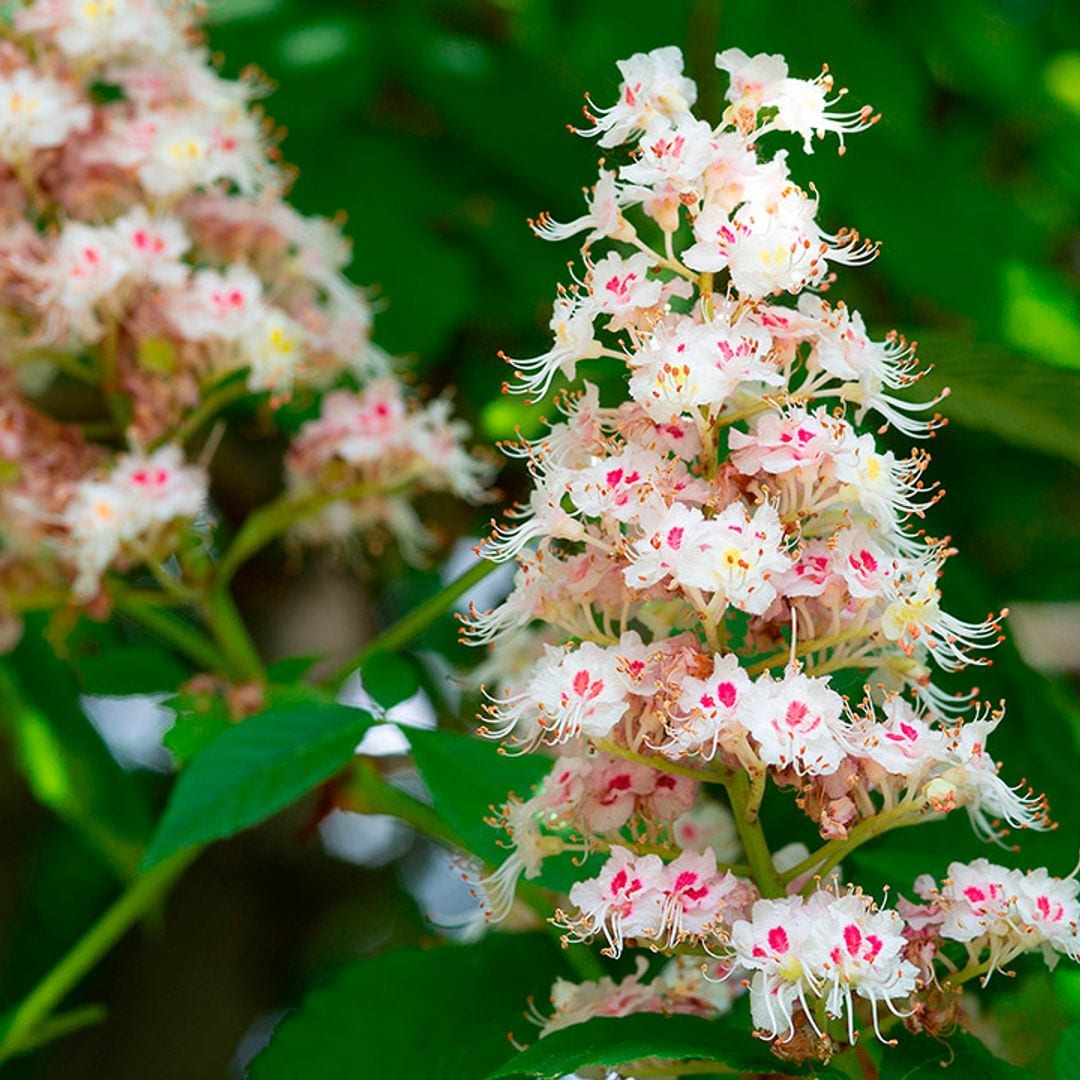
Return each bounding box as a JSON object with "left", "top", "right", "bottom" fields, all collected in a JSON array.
[
  {"left": 781, "top": 803, "right": 928, "bottom": 890},
  {"left": 347, "top": 757, "right": 462, "bottom": 848},
  {"left": 114, "top": 596, "right": 222, "bottom": 672},
  {"left": 165, "top": 375, "right": 248, "bottom": 449},
  {"left": 201, "top": 587, "right": 264, "bottom": 682},
  {"left": 214, "top": 479, "right": 381, "bottom": 589},
  {"left": 326, "top": 558, "right": 499, "bottom": 692},
  {"left": 594, "top": 738, "right": 731, "bottom": 786},
  {"left": 744, "top": 626, "right": 874, "bottom": 677},
  {"left": 945, "top": 957, "right": 992, "bottom": 989},
  {"left": 7, "top": 1005, "right": 107, "bottom": 1056},
  {"left": 0, "top": 849, "right": 197, "bottom": 1065},
  {"left": 725, "top": 770, "right": 784, "bottom": 898}
]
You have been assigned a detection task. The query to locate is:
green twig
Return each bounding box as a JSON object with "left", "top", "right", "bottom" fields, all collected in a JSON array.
[
  {"left": 326, "top": 558, "right": 499, "bottom": 692},
  {"left": 0, "top": 849, "right": 197, "bottom": 1065},
  {"left": 779, "top": 802, "right": 930, "bottom": 890},
  {"left": 745, "top": 626, "right": 874, "bottom": 677},
  {"left": 725, "top": 770, "right": 784, "bottom": 898},
  {"left": 944, "top": 957, "right": 993, "bottom": 989},
  {"left": 2, "top": 1005, "right": 107, "bottom": 1057},
  {"left": 165, "top": 375, "right": 249, "bottom": 449},
  {"left": 594, "top": 738, "right": 732, "bottom": 786},
  {"left": 114, "top": 596, "right": 222, "bottom": 672},
  {"left": 201, "top": 587, "right": 264, "bottom": 682},
  {"left": 213, "top": 480, "right": 378, "bottom": 590}
]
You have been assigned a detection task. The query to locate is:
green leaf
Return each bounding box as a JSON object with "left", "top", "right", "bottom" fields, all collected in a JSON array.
[
  {"left": 62, "top": 613, "right": 192, "bottom": 696},
  {"left": 403, "top": 727, "right": 550, "bottom": 865},
  {"left": 251, "top": 934, "right": 569, "bottom": 1080},
  {"left": 880, "top": 1031, "right": 1026, "bottom": 1080},
  {"left": 144, "top": 700, "right": 375, "bottom": 867},
  {"left": 403, "top": 727, "right": 602, "bottom": 891},
  {"left": 162, "top": 679, "right": 328, "bottom": 766},
  {"left": 264, "top": 655, "right": 320, "bottom": 684},
  {"left": 486, "top": 1013, "right": 846, "bottom": 1079},
  {"left": 0, "top": 625, "right": 153, "bottom": 879},
  {"left": 1056, "top": 1025, "right": 1080, "bottom": 1080},
  {"left": 74, "top": 642, "right": 189, "bottom": 697},
  {"left": 909, "top": 334, "right": 1080, "bottom": 465},
  {"left": 361, "top": 652, "right": 420, "bottom": 710},
  {"left": 161, "top": 691, "right": 231, "bottom": 765}
]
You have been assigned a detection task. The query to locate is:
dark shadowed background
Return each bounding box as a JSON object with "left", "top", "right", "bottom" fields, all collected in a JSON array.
[{"left": 2, "top": 0, "right": 1079, "bottom": 1076}]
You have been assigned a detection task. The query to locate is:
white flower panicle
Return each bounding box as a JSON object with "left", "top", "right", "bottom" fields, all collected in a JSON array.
[
  {"left": 466, "top": 43, "right": 1072, "bottom": 1067},
  {"left": 0, "top": 0, "right": 491, "bottom": 608},
  {"left": 732, "top": 890, "right": 917, "bottom": 1044},
  {"left": 903, "top": 858, "right": 1080, "bottom": 981},
  {"left": 61, "top": 445, "right": 207, "bottom": 599}
]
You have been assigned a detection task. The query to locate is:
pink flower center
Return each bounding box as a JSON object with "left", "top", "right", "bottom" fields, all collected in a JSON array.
[
  {"left": 604, "top": 273, "right": 638, "bottom": 302},
  {"left": 570, "top": 669, "right": 605, "bottom": 700},
  {"left": 767, "top": 926, "right": 789, "bottom": 953},
  {"left": 716, "top": 681, "right": 737, "bottom": 708},
  {"left": 843, "top": 923, "right": 862, "bottom": 956}
]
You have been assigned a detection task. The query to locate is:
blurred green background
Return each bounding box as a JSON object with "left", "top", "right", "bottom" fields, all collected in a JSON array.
[{"left": 3, "top": 0, "right": 1080, "bottom": 1076}]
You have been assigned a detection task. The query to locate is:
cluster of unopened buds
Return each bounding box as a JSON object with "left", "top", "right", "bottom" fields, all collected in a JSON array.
[
  {"left": 463, "top": 45, "right": 1077, "bottom": 1065},
  {"left": 0, "top": 0, "right": 490, "bottom": 628}
]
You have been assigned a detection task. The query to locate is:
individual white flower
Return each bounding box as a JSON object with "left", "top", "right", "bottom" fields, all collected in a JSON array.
[
  {"left": 0, "top": 68, "right": 92, "bottom": 159},
  {"left": 475, "top": 798, "right": 562, "bottom": 922},
  {"left": 110, "top": 206, "right": 190, "bottom": 287},
  {"left": 745, "top": 670, "right": 847, "bottom": 776},
  {"left": 582, "top": 46, "right": 697, "bottom": 148},
  {"left": 560, "top": 846, "right": 668, "bottom": 957},
  {"left": 665, "top": 652, "right": 752, "bottom": 761},
  {"left": 589, "top": 251, "right": 664, "bottom": 328},
  {"left": 37, "top": 222, "right": 131, "bottom": 339},
  {"left": 673, "top": 501, "right": 792, "bottom": 615},
  {"left": 759, "top": 73, "right": 877, "bottom": 154},
  {"left": 484, "top": 640, "right": 631, "bottom": 746},
  {"left": 109, "top": 445, "right": 207, "bottom": 530},
  {"left": 811, "top": 892, "right": 918, "bottom": 1042},
  {"left": 940, "top": 708, "right": 1049, "bottom": 837},
  {"left": 831, "top": 525, "right": 895, "bottom": 600},
  {"left": 936, "top": 858, "right": 1020, "bottom": 944},
  {"left": 728, "top": 406, "right": 849, "bottom": 477},
  {"left": 502, "top": 293, "right": 602, "bottom": 400},
  {"left": 60, "top": 447, "right": 205, "bottom": 599},
  {"left": 619, "top": 117, "right": 715, "bottom": 193},
  {"left": 880, "top": 570, "right": 1005, "bottom": 672},
  {"left": 686, "top": 182, "right": 877, "bottom": 298},
  {"left": 833, "top": 433, "right": 934, "bottom": 535},
  {"left": 624, "top": 502, "right": 707, "bottom": 590},
  {"left": 243, "top": 308, "right": 306, "bottom": 393},
  {"left": 1014, "top": 868, "right": 1080, "bottom": 962},
  {"left": 730, "top": 895, "right": 819, "bottom": 1039},
  {"left": 847, "top": 695, "right": 947, "bottom": 779},
  {"left": 168, "top": 264, "right": 265, "bottom": 343},
  {"left": 61, "top": 481, "right": 135, "bottom": 600},
  {"left": 715, "top": 48, "right": 788, "bottom": 113},
  {"left": 531, "top": 169, "right": 634, "bottom": 245}
]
